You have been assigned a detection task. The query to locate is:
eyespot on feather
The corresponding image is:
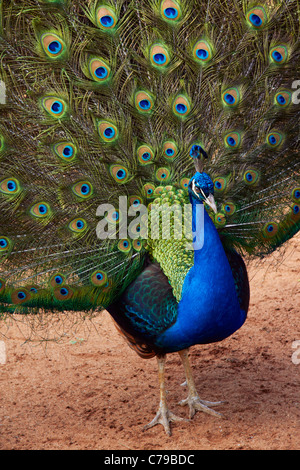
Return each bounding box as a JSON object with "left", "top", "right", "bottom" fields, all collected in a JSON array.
[
  {"left": 290, "top": 204, "right": 300, "bottom": 222},
  {"left": 172, "top": 95, "right": 191, "bottom": 118},
  {"left": 42, "top": 97, "right": 67, "bottom": 118},
  {"left": 88, "top": 58, "right": 111, "bottom": 82},
  {"left": 109, "top": 165, "right": 130, "bottom": 184},
  {"left": 129, "top": 196, "right": 143, "bottom": 208},
  {"left": 41, "top": 33, "right": 66, "bottom": 59},
  {"left": 274, "top": 90, "right": 292, "bottom": 107},
  {"left": 180, "top": 177, "right": 190, "bottom": 190},
  {"left": 222, "top": 87, "right": 240, "bottom": 108},
  {"left": 91, "top": 270, "right": 108, "bottom": 287},
  {"left": 154, "top": 186, "right": 164, "bottom": 195},
  {"left": 246, "top": 7, "right": 267, "bottom": 29},
  {"left": 98, "top": 121, "right": 118, "bottom": 142},
  {"left": 72, "top": 181, "right": 93, "bottom": 199},
  {"left": 96, "top": 6, "right": 117, "bottom": 30},
  {"left": 53, "top": 142, "right": 77, "bottom": 161},
  {"left": 11, "top": 289, "right": 31, "bottom": 305},
  {"left": 50, "top": 273, "right": 66, "bottom": 288},
  {"left": 0, "top": 177, "right": 21, "bottom": 195},
  {"left": 137, "top": 145, "right": 155, "bottom": 165},
  {"left": 30, "top": 202, "right": 51, "bottom": 218},
  {"left": 193, "top": 39, "right": 213, "bottom": 63},
  {"left": 69, "top": 218, "right": 88, "bottom": 233},
  {"left": 143, "top": 183, "right": 156, "bottom": 197},
  {"left": 0, "top": 237, "right": 11, "bottom": 252},
  {"left": 135, "top": 91, "right": 154, "bottom": 114},
  {"left": 243, "top": 170, "right": 260, "bottom": 185},
  {"left": 27, "top": 285, "right": 39, "bottom": 295},
  {"left": 156, "top": 167, "right": 171, "bottom": 182},
  {"left": 262, "top": 222, "right": 279, "bottom": 238},
  {"left": 105, "top": 208, "right": 121, "bottom": 224},
  {"left": 224, "top": 132, "right": 241, "bottom": 149},
  {"left": 291, "top": 188, "right": 300, "bottom": 203},
  {"left": 160, "top": 0, "right": 182, "bottom": 22},
  {"left": 133, "top": 239, "right": 142, "bottom": 252},
  {"left": 266, "top": 131, "right": 284, "bottom": 148},
  {"left": 213, "top": 177, "right": 227, "bottom": 192},
  {"left": 118, "top": 239, "right": 131, "bottom": 253},
  {"left": 150, "top": 44, "right": 171, "bottom": 69},
  {"left": 222, "top": 202, "right": 236, "bottom": 215},
  {"left": 54, "top": 286, "right": 74, "bottom": 301},
  {"left": 215, "top": 213, "right": 226, "bottom": 226},
  {"left": 163, "top": 141, "right": 178, "bottom": 159},
  {"left": 270, "top": 45, "right": 288, "bottom": 65}
]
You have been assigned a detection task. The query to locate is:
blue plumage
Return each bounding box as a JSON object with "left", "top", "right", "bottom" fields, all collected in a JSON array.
[
  {"left": 156, "top": 200, "right": 247, "bottom": 352},
  {"left": 109, "top": 173, "right": 248, "bottom": 353}
]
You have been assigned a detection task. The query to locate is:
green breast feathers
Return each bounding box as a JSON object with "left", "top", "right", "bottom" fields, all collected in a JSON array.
[{"left": 147, "top": 186, "right": 194, "bottom": 302}]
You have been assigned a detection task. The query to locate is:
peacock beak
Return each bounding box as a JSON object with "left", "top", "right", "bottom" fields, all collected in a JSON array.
[{"left": 206, "top": 194, "right": 217, "bottom": 214}]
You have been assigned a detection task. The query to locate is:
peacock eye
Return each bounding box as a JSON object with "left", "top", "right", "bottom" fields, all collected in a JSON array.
[{"left": 194, "top": 187, "right": 201, "bottom": 193}]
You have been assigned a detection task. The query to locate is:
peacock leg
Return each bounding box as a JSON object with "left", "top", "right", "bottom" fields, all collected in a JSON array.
[
  {"left": 178, "top": 349, "right": 225, "bottom": 419},
  {"left": 143, "top": 354, "right": 186, "bottom": 436}
]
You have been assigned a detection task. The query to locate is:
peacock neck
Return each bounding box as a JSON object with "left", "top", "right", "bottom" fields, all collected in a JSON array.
[{"left": 190, "top": 197, "right": 223, "bottom": 266}]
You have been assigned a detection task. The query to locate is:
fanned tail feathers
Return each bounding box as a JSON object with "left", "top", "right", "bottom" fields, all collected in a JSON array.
[{"left": 0, "top": 0, "right": 299, "bottom": 313}]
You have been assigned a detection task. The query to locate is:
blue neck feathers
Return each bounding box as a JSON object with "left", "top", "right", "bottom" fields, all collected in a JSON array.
[{"left": 156, "top": 197, "right": 246, "bottom": 352}]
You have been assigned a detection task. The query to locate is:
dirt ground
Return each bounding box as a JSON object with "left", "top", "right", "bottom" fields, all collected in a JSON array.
[{"left": 0, "top": 234, "right": 299, "bottom": 450}]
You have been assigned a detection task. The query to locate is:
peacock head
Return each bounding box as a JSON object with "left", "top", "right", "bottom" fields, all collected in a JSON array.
[{"left": 188, "top": 172, "right": 217, "bottom": 213}]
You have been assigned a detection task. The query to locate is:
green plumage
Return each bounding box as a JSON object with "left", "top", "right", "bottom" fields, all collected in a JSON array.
[
  {"left": 0, "top": 0, "right": 299, "bottom": 315},
  {"left": 147, "top": 186, "right": 194, "bottom": 302}
]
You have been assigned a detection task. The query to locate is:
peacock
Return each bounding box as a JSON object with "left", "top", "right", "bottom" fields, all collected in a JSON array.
[{"left": 0, "top": 0, "right": 299, "bottom": 436}]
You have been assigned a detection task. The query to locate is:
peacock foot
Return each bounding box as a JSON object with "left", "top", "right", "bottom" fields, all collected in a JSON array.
[
  {"left": 178, "top": 349, "right": 227, "bottom": 420},
  {"left": 179, "top": 394, "right": 226, "bottom": 419},
  {"left": 143, "top": 404, "right": 187, "bottom": 436}
]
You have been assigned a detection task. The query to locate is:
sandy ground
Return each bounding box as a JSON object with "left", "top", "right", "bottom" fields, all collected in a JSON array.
[{"left": 0, "top": 234, "right": 299, "bottom": 450}]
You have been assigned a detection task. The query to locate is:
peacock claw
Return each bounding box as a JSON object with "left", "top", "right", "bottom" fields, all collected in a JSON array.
[
  {"left": 179, "top": 395, "right": 226, "bottom": 419},
  {"left": 143, "top": 407, "right": 187, "bottom": 436}
]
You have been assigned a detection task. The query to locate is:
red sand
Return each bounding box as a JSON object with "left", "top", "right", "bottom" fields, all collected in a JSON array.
[{"left": 0, "top": 234, "right": 299, "bottom": 450}]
